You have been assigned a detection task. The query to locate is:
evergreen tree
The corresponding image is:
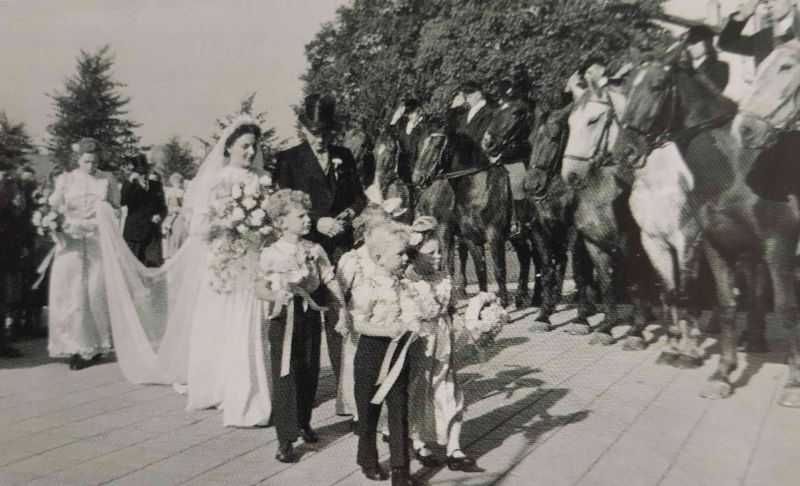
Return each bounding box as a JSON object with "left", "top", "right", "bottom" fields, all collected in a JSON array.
[
  {"left": 160, "top": 136, "right": 197, "bottom": 180},
  {"left": 303, "top": 0, "right": 670, "bottom": 135},
  {"left": 46, "top": 45, "right": 141, "bottom": 170},
  {"left": 0, "top": 112, "right": 35, "bottom": 168}
]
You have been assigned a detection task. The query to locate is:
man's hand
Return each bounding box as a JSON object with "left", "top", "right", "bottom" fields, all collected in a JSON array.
[
  {"left": 733, "top": 0, "right": 758, "bottom": 21},
  {"left": 317, "top": 217, "right": 344, "bottom": 237},
  {"left": 152, "top": 215, "right": 162, "bottom": 224}
]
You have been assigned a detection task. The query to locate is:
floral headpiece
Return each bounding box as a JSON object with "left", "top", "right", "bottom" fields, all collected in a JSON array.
[
  {"left": 409, "top": 215, "right": 437, "bottom": 246},
  {"left": 381, "top": 197, "right": 407, "bottom": 218}
]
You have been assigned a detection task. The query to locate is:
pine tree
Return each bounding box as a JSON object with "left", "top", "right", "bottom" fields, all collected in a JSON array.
[
  {"left": 160, "top": 136, "right": 197, "bottom": 180},
  {"left": 0, "top": 112, "right": 35, "bottom": 168},
  {"left": 46, "top": 45, "right": 141, "bottom": 170}
]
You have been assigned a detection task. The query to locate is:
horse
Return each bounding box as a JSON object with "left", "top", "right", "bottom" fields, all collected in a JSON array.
[
  {"left": 614, "top": 42, "right": 800, "bottom": 406},
  {"left": 524, "top": 104, "right": 599, "bottom": 332},
  {"left": 560, "top": 80, "right": 660, "bottom": 348},
  {"left": 482, "top": 100, "right": 542, "bottom": 308},
  {"left": 371, "top": 132, "right": 414, "bottom": 224},
  {"left": 342, "top": 127, "right": 376, "bottom": 193},
  {"left": 413, "top": 130, "right": 513, "bottom": 307}
]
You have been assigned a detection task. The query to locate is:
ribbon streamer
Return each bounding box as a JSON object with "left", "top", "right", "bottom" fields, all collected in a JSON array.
[
  {"left": 31, "top": 246, "right": 57, "bottom": 290},
  {"left": 371, "top": 334, "right": 416, "bottom": 405},
  {"left": 266, "top": 287, "right": 327, "bottom": 377}
]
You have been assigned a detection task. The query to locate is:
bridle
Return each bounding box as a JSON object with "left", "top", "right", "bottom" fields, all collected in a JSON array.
[{"left": 563, "top": 97, "right": 619, "bottom": 167}]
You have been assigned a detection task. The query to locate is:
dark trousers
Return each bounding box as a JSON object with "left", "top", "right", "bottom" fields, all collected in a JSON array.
[
  {"left": 355, "top": 333, "right": 411, "bottom": 470},
  {"left": 125, "top": 239, "right": 148, "bottom": 265},
  {"left": 324, "top": 304, "right": 343, "bottom": 387},
  {"left": 268, "top": 297, "right": 322, "bottom": 445}
]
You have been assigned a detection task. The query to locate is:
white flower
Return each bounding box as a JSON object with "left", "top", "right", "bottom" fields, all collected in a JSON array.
[
  {"left": 231, "top": 184, "right": 243, "bottom": 199},
  {"left": 248, "top": 211, "right": 264, "bottom": 226},
  {"left": 259, "top": 174, "right": 273, "bottom": 187},
  {"left": 243, "top": 180, "right": 259, "bottom": 196},
  {"left": 258, "top": 225, "right": 273, "bottom": 235},
  {"left": 231, "top": 207, "right": 246, "bottom": 221},
  {"left": 242, "top": 197, "right": 257, "bottom": 210},
  {"left": 236, "top": 224, "right": 248, "bottom": 234},
  {"left": 331, "top": 158, "right": 343, "bottom": 169},
  {"left": 32, "top": 211, "right": 42, "bottom": 225}
]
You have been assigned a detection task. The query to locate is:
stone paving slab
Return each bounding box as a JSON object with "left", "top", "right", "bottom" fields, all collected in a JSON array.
[{"left": 1, "top": 302, "right": 799, "bottom": 485}]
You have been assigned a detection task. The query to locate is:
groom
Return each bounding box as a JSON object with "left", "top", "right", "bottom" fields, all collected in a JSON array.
[
  {"left": 121, "top": 153, "right": 167, "bottom": 266},
  {"left": 274, "top": 93, "right": 366, "bottom": 400}
]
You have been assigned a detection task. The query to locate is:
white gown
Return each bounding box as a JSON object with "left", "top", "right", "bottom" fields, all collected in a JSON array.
[
  {"left": 182, "top": 165, "right": 271, "bottom": 427},
  {"left": 47, "top": 169, "right": 119, "bottom": 360}
]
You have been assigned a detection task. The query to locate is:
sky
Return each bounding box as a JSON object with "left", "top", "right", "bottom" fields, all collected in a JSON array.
[{"left": 0, "top": 0, "right": 347, "bottom": 152}]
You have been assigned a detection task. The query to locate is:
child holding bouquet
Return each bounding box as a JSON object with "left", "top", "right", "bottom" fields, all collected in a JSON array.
[
  {"left": 404, "top": 216, "right": 477, "bottom": 471},
  {"left": 257, "top": 189, "right": 349, "bottom": 463}
]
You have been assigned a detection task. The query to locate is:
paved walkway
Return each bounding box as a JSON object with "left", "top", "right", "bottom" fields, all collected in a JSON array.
[{"left": 1, "top": 302, "right": 799, "bottom": 486}]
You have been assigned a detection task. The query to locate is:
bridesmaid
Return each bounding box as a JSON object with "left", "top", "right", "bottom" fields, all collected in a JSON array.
[{"left": 47, "top": 138, "right": 120, "bottom": 370}]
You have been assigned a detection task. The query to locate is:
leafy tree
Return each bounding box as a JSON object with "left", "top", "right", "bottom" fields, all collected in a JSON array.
[
  {"left": 46, "top": 45, "right": 141, "bottom": 170},
  {"left": 303, "top": 0, "right": 670, "bottom": 134},
  {"left": 160, "top": 136, "right": 197, "bottom": 180},
  {"left": 0, "top": 112, "right": 35, "bottom": 168}
]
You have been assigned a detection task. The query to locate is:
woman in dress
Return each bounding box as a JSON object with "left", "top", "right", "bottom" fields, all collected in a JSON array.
[
  {"left": 47, "top": 138, "right": 120, "bottom": 370},
  {"left": 161, "top": 172, "right": 186, "bottom": 259},
  {"left": 179, "top": 117, "right": 272, "bottom": 427}
]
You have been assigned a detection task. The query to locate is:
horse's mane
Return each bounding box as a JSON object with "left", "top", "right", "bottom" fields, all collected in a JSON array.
[{"left": 671, "top": 65, "right": 737, "bottom": 129}]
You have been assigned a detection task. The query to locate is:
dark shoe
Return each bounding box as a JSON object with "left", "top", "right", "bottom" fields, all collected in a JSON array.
[
  {"left": 445, "top": 452, "right": 478, "bottom": 471},
  {"left": 301, "top": 427, "right": 320, "bottom": 443},
  {"left": 275, "top": 443, "right": 295, "bottom": 463},
  {"left": 361, "top": 465, "right": 389, "bottom": 481},
  {"left": 391, "top": 468, "right": 420, "bottom": 485},
  {"left": 415, "top": 448, "right": 440, "bottom": 467},
  {"left": 69, "top": 354, "right": 87, "bottom": 370}
]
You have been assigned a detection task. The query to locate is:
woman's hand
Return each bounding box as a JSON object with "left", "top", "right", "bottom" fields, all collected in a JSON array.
[{"left": 335, "top": 306, "right": 353, "bottom": 335}]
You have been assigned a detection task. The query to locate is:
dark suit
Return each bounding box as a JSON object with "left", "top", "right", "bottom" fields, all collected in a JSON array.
[
  {"left": 121, "top": 176, "right": 167, "bottom": 265},
  {"left": 275, "top": 141, "right": 366, "bottom": 384},
  {"left": 388, "top": 119, "right": 430, "bottom": 183},
  {"left": 719, "top": 12, "right": 800, "bottom": 66},
  {"left": 450, "top": 102, "right": 495, "bottom": 172}
]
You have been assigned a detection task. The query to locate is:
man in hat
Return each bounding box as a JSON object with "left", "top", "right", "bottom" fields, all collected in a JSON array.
[
  {"left": 683, "top": 25, "right": 729, "bottom": 93},
  {"left": 0, "top": 167, "right": 24, "bottom": 357},
  {"left": 274, "top": 93, "right": 366, "bottom": 410},
  {"left": 719, "top": 0, "right": 799, "bottom": 67},
  {"left": 451, "top": 81, "right": 495, "bottom": 161},
  {"left": 121, "top": 153, "right": 167, "bottom": 266},
  {"left": 388, "top": 98, "right": 429, "bottom": 187}
]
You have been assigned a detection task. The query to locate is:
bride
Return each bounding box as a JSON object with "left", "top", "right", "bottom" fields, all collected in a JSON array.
[
  {"left": 84, "top": 115, "right": 272, "bottom": 427},
  {"left": 179, "top": 117, "right": 271, "bottom": 426}
]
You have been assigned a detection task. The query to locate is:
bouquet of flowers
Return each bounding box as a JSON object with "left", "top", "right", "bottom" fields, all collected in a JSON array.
[
  {"left": 258, "top": 241, "right": 328, "bottom": 317},
  {"left": 31, "top": 191, "right": 63, "bottom": 238},
  {"left": 207, "top": 173, "right": 276, "bottom": 292},
  {"left": 400, "top": 276, "right": 453, "bottom": 337},
  {"left": 457, "top": 292, "right": 509, "bottom": 351}
]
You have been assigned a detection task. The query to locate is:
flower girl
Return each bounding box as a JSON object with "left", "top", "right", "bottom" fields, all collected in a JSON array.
[{"left": 256, "top": 189, "right": 349, "bottom": 463}]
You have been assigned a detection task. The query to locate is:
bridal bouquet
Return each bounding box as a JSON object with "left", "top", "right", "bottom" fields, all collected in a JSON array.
[
  {"left": 207, "top": 174, "right": 275, "bottom": 292},
  {"left": 31, "top": 191, "right": 63, "bottom": 238},
  {"left": 456, "top": 292, "right": 509, "bottom": 350},
  {"left": 400, "top": 277, "right": 453, "bottom": 337}
]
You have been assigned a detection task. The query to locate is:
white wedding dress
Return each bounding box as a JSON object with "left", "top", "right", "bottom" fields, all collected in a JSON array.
[{"left": 78, "top": 118, "right": 272, "bottom": 427}]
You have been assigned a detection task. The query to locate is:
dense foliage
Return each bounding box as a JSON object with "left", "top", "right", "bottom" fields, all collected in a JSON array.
[
  {"left": 303, "top": 0, "right": 670, "bottom": 134},
  {"left": 46, "top": 45, "right": 141, "bottom": 170},
  {"left": 0, "top": 112, "right": 35, "bottom": 169}
]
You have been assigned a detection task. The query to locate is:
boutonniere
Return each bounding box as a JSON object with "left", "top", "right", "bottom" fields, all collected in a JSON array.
[{"left": 331, "top": 157, "right": 343, "bottom": 180}]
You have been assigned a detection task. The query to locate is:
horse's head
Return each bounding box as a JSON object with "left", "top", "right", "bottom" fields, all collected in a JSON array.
[
  {"left": 482, "top": 100, "right": 533, "bottom": 158},
  {"left": 612, "top": 59, "right": 682, "bottom": 166},
  {"left": 373, "top": 133, "right": 401, "bottom": 193},
  {"left": 738, "top": 39, "right": 800, "bottom": 149},
  {"left": 562, "top": 84, "right": 624, "bottom": 181},
  {"left": 413, "top": 132, "right": 448, "bottom": 187}
]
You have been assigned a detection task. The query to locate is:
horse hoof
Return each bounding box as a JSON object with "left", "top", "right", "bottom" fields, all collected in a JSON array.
[
  {"left": 675, "top": 354, "right": 704, "bottom": 369},
  {"left": 738, "top": 336, "right": 769, "bottom": 354},
  {"left": 514, "top": 293, "right": 530, "bottom": 309},
  {"left": 621, "top": 336, "right": 647, "bottom": 351},
  {"left": 778, "top": 387, "right": 800, "bottom": 408},
  {"left": 589, "top": 333, "right": 616, "bottom": 346},
  {"left": 700, "top": 380, "right": 732, "bottom": 399},
  {"left": 529, "top": 321, "right": 552, "bottom": 333},
  {"left": 563, "top": 323, "right": 591, "bottom": 336},
  {"left": 656, "top": 352, "right": 679, "bottom": 366}
]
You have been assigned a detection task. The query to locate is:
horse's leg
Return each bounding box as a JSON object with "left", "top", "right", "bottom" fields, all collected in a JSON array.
[
  {"left": 570, "top": 230, "right": 595, "bottom": 328},
  {"left": 529, "top": 226, "right": 559, "bottom": 332},
  {"left": 737, "top": 260, "right": 770, "bottom": 353},
  {"left": 454, "top": 238, "right": 469, "bottom": 300},
  {"left": 700, "top": 242, "right": 739, "bottom": 397},
  {"left": 463, "top": 238, "right": 487, "bottom": 294},
  {"left": 762, "top": 233, "right": 800, "bottom": 407},
  {"left": 488, "top": 227, "right": 510, "bottom": 308},
  {"left": 509, "top": 235, "right": 531, "bottom": 308},
  {"left": 625, "top": 234, "right": 672, "bottom": 351},
  {"left": 530, "top": 225, "right": 544, "bottom": 307},
  {"left": 583, "top": 241, "right": 617, "bottom": 343}
]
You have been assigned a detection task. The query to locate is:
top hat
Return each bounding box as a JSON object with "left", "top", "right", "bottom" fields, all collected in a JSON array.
[
  {"left": 299, "top": 93, "right": 337, "bottom": 134},
  {"left": 129, "top": 153, "right": 149, "bottom": 173},
  {"left": 686, "top": 25, "right": 715, "bottom": 45}
]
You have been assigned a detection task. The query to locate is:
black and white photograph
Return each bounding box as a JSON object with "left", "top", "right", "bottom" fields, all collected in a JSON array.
[{"left": 1, "top": 0, "right": 799, "bottom": 484}]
